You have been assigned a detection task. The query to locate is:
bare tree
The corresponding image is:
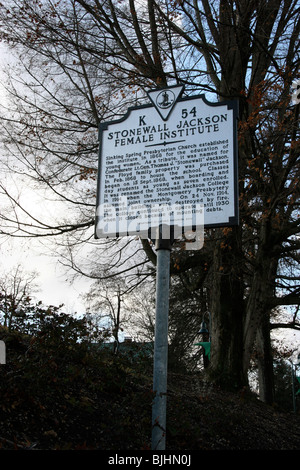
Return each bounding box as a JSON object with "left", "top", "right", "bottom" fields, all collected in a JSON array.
[
  {"left": 83, "top": 275, "right": 155, "bottom": 350},
  {"left": 0, "top": 264, "right": 39, "bottom": 329},
  {"left": 0, "top": 0, "right": 299, "bottom": 401}
]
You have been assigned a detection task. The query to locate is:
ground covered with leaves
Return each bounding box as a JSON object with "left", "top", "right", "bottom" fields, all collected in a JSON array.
[{"left": 0, "top": 325, "right": 300, "bottom": 451}]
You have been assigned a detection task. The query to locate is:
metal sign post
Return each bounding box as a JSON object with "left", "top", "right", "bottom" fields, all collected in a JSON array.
[
  {"left": 0, "top": 340, "right": 6, "bottom": 364},
  {"left": 151, "top": 231, "right": 172, "bottom": 451}
]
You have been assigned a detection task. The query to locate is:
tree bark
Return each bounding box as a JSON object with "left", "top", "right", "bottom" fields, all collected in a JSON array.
[
  {"left": 256, "top": 312, "right": 275, "bottom": 404},
  {"left": 208, "top": 228, "right": 247, "bottom": 390}
]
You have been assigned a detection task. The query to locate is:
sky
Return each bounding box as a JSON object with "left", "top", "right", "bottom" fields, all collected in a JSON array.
[
  {"left": 0, "top": 42, "right": 91, "bottom": 314},
  {"left": 2, "top": 234, "right": 91, "bottom": 314}
]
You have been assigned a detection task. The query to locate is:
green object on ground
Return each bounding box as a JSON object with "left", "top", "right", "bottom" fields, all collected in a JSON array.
[
  {"left": 296, "top": 376, "right": 300, "bottom": 395},
  {"left": 194, "top": 342, "right": 211, "bottom": 359}
]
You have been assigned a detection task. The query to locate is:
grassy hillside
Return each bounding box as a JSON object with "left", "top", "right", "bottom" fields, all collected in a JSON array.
[{"left": 0, "top": 326, "right": 300, "bottom": 451}]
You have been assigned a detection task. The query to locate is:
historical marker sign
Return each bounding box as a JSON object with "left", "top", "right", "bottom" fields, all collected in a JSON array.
[
  {"left": 94, "top": 86, "right": 239, "bottom": 451},
  {"left": 95, "top": 86, "right": 238, "bottom": 240}
]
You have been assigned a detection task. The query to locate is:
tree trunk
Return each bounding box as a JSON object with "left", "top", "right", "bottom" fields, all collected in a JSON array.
[
  {"left": 113, "top": 289, "right": 122, "bottom": 354},
  {"left": 243, "top": 233, "right": 278, "bottom": 402},
  {"left": 208, "top": 228, "right": 248, "bottom": 390},
  {"left": 256, "top": 312, "right": 275, "bottom": 404}
]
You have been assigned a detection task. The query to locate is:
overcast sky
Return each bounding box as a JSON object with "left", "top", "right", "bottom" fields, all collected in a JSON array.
[{"left": 2, "top": 233, "right": 91, "bottom": 314}]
